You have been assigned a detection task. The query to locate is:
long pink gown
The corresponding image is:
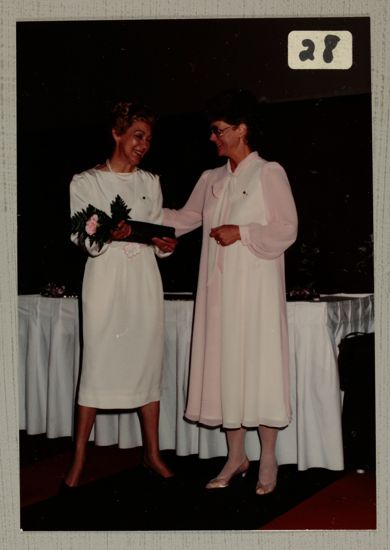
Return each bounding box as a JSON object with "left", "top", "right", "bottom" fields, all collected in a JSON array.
[{"left": 164, "top": 152, "right": 298, "bottom": 429}]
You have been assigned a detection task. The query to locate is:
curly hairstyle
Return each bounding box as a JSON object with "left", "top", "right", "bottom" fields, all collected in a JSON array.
[
  {"left": 205, "top": 89, "right": 264, "bottom": 152},
  {"left": 110, "top": 99, "right": 156, "bottom": 135}
]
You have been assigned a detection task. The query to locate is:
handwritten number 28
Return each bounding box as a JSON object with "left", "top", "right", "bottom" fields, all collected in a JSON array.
[{"left": 299, "top": 34, "right": 341, "bottom": 63}]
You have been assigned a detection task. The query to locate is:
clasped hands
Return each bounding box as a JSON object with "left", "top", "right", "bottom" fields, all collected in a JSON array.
[
  {"left": 109, "top": 220, "right": 177, "bottom": 253},
  {"left": 210, "top": 224, "right": 240, "bottom": 246},
  {"left": 151, "top": 236, "right": 177, "bottom": 253}
]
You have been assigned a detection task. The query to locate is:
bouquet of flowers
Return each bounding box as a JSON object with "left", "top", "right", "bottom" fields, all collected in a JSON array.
[{"left": 71, "top": 195, "right": 175, "bottom": 251}]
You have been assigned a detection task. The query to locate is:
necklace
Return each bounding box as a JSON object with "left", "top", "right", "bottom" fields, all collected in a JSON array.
[
  {"left": 106, "top": 158, "right": 115, "bottom": 172},
  {"left": 106, "top": 158, "right": 136, "bottom": 174}
]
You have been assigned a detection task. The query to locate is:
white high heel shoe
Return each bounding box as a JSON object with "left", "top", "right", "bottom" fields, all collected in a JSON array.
[
  {"left": 205, "top": 458, "right": 250, "bottom": 490},
  {"left": 255, "top": 460, "right": 278, "bottom": 496}
]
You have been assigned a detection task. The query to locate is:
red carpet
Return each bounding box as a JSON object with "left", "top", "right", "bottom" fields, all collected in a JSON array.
[{"left": 260, "top": 470, "right": 376, "bottom": 530}]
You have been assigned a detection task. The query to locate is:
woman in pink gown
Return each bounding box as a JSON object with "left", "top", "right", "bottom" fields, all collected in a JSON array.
[{"left": 164, "top": 90, "right": 298, "bottom": 495}]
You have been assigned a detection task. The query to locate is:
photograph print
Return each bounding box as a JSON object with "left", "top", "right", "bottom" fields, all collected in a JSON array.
[{"left": 17, "top": 17, "right": 375, "bottom": 531}]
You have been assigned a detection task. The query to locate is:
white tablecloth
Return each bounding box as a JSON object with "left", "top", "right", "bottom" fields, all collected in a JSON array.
[{"left": 18, "top": 294, "right": 374, "bottom": 470}]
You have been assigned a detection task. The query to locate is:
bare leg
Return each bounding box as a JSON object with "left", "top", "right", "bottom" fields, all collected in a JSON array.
[
  {"left": 256, "top": 425, "right": 278, "bottom": 495},
  {"left": 64, "top": 405, "right": 96, "bottom": 487},
  {"left": 138, "top": 401, "right": 174, "bottom": 478},
  {"left": 206, "top": 427, "right": 249, "bottom": 489}
]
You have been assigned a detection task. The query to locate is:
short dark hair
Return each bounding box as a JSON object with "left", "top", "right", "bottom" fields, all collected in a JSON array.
[
  {"left": 110, "top": 99, "right": 156, "bottom": 135},
  {"left": 205, "top": 89, "right": 264, "bottom": 152}
]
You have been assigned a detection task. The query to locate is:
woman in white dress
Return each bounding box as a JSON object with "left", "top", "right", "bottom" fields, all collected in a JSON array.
[
  {"left": 64, "top": 100, "right": 177, "bottom": 488},
  {"left": 163, "top": 90, "right": 298, "bottom": 495}
]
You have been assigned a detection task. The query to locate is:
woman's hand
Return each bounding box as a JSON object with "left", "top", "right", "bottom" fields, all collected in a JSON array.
[
  {"left": 152, "top": 236, "right": 178, "bottom": 253},
  {"left": 210, "top": 225, "right": 241, "bottom": 246},
  {"left": 110, "top": 220, "right": 132, "bottom": 241}
]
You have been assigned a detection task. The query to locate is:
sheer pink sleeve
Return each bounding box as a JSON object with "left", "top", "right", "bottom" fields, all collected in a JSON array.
[
  {"left": 239, "top": 162, "right": 298, "bottom": 259},
  {"left": 163, "top": 171, "right": 210, "bottom": 236}
]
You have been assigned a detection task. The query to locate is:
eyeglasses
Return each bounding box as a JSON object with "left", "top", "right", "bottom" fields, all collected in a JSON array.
[{"left": 210, "top": 125, "right": 234, "bottom": 137}]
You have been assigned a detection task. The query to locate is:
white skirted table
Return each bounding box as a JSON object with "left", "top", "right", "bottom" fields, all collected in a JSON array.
[{"left": 18, "top": 293, "right": 374, "bottom": 470}]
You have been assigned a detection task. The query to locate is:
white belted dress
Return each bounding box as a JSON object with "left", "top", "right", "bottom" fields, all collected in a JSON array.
[{"left": 70, "top": 167, "right": 168, "bottom": 409}]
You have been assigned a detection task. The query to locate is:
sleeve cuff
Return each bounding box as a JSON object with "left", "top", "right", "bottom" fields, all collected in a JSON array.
[
  {"left": 239, "top": 225, "right": 250, "bottom": 246},
  {"left": 85, "top": 240, "right": 110, "bottom": 257},
  {"left": 154, "top": 245, "right": 172, "bottom": 259}
]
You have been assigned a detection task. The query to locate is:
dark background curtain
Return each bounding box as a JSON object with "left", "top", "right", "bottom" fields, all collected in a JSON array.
[{"left": 17, "top": 18, "right": 373, "bottom": 296}]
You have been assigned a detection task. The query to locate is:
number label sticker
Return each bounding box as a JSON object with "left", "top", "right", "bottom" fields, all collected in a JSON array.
[{"left": 288, "top": 31, "right": 353, "bottom": 69}]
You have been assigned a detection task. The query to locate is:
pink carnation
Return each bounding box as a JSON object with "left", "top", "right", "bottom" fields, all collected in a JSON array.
[{"left": 85, "top": 214, "right": 99, "bottom": 235}]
